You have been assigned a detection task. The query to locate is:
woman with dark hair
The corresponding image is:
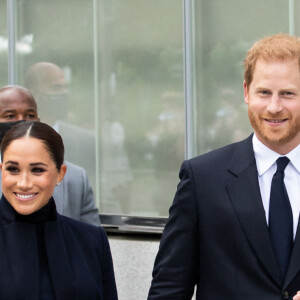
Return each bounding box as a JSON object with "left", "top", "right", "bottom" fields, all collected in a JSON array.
[{"left": 0, "top": 121, "right": 118, "bottom": 300}]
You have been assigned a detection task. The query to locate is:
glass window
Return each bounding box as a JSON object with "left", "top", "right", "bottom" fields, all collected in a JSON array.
[
  {"left": 2, "top": 0, "right": 296, "bottom": 230},
  {"left": 14, "top": 0, "right": 184, "bottom": 220},
  {"left": 97, "top": 1, "right": 184, "bottom": 216},
  {"left": 193, "top": 0, "right": 290, "bottom": 155},
  {"left": 15, "top": 0, "right": 97, "bottom": 197}
]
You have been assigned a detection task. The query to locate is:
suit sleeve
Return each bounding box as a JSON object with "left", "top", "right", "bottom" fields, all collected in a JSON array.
[
  {"left": 148, "top": 160, "right": 199, "bottom": 299},
  {"left": 79, "top": 168, "right": 101, "bottom": 226}
]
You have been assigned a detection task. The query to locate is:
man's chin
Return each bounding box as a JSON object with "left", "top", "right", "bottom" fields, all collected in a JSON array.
[{"left": 257, "top": 131, "right": 294, "bottom": 146}]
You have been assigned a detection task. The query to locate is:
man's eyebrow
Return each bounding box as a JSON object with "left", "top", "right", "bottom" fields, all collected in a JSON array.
[
  {"left": 3, "top": 108, "right": 36, "bottom": 112},
  {"left": 280, "top": 87, "right": 298, "bottom": 91},
  {"left": 254, "top": 86, "right": 270, "bottom": 89},
  {"left": 2, "top": 109, "right": 16, "bottom": 113}
]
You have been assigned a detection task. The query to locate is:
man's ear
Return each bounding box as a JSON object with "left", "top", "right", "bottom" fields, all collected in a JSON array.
[
  {"left": 243, "top": 80, "right": 249, "bottom": 104},
  {"left": 0, "top": 163, "right": 2, "bottom": 172}
]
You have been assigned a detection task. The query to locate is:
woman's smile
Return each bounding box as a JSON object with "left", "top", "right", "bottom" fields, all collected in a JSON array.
[{"left": 14, "top": 193, "right": 37, "bottom": 201}]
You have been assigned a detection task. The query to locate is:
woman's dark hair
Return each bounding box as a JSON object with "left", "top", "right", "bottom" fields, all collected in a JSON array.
[{"left": 1, "top": 121, "right": 64, "bottom": 170}]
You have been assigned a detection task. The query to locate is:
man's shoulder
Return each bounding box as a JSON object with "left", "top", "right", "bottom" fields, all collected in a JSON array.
[
  {"left": 56, "top": 161, "right": 89, "bottom": 193},
  {"left": 64, "top": 161, "right": 86, "bottom": 173},
  {"left": 188, "top": 134, "right": 253, "bottom": 168},
  {"left": 63, "top": 161, "right": 89, "bottom": 184}
]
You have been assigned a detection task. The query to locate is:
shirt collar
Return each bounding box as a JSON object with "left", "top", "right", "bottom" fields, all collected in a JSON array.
[{"left": 252, "top": 133, "right": 300, "bottom": 176}]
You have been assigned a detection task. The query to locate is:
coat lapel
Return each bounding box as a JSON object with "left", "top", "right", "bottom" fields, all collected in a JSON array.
[{"left": 226, "top": 135, "right": 281, "bottom": 286}]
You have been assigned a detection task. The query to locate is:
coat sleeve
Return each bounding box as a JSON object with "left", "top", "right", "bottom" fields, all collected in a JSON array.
[
  {"left": 148, "top": 160, "right": 199, "bottom": 299},
  {"left": 99, "top": 227, "right": 118, "bottom": 300},
  {"left": 79, "top": 167, "right": 101, "bottom": 226}
]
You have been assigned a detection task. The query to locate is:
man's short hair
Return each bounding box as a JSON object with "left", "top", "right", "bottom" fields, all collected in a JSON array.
[{"left": 244, "top": 33, "right": 300, "bottom": 87}]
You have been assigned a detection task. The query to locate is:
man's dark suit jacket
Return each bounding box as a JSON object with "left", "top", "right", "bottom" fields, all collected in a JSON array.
[
  {"left": 148, "top": 135, "right": 300, "bottom": 300},
  {"left": 0, "top": 196, "right": 118, "bottom": 300}
]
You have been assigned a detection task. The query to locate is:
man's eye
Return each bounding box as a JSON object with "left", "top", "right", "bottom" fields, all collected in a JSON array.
[
  {"left": 5, "top": 166, "right": 19, "bottom": 173},
  {"left": 4, "top": 114, "right": 15, "bottom": 119},
  {"left": 26, "top": 114, "right": 38, "bottom": 120},
  {"left": 259, "top": 90, "right": 270, "bottom": 95}
]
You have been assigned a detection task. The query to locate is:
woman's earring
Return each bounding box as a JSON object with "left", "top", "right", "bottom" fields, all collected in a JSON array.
[{"left": 56, "top": 182, "right": 61, "bottom": 186}]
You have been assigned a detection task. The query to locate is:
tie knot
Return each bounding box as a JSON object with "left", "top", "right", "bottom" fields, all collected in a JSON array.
[{"left": 276, "top": 156, "right": 290, "bottom": 173}]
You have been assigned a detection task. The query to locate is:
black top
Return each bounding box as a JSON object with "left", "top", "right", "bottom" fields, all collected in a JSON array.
[{"left": 6, "top": 197, "right": 56, "bottom": 299}]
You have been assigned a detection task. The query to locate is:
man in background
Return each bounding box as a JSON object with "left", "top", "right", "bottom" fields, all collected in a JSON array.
[
  {"left": 24, "top": 62, "right": 96, "bottom": 184},
  {"left": 0, "top": 85, "right": 100, "bottom": 226},
  {"left": 25, "top": 61, "right": 132, "bottom": 214}
]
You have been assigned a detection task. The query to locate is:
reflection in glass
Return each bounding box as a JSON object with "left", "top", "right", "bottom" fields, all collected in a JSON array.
[
  {"left": 14, "top": 0, "right": 184, "bottom": 217},
  {"left": 98, "top": 0, "right": 184, "bottom": 216}
]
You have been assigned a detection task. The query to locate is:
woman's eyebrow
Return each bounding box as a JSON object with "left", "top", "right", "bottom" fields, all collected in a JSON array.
[
  {"left": 29, "top": 162, "right": 48, "bottom": 167},
  {"left": 4, "top": 161, "right": 18, "bottom": 165}
]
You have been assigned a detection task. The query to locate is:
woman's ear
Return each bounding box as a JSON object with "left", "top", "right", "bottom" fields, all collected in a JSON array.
[{"left": 57, "top": 164, "right": 67, "bottom": 185}]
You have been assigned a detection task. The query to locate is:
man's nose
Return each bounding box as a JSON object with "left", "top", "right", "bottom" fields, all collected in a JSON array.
[
  {"left": 16, "top": 115, "right": 25, "bottom": 121},
  {"left": 266, "top": 94, "right": 283, "bottom": 114}
]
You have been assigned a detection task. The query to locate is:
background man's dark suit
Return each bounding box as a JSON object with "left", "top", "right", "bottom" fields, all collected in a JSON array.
[{"left": 148, "top": 135, "right": 300, "bottom": 299}]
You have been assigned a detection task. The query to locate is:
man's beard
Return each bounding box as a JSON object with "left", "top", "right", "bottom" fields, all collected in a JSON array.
[{"left": 248, "top": 109, "right": 300, "bottom": 147}]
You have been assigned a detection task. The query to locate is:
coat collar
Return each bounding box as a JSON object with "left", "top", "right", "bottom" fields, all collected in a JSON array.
[{"left": 0, "top": 195, "right": 56, "bottom": 224}]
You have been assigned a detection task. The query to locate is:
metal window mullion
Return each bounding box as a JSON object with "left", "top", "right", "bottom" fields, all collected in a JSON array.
[
  {"left": 93, "top": 0, "right": 101, "bottom": 209},
  {"left": 183, "top": 0, "right": 195, "bottom": 159},
  {"left": 7, "top": 0, "right": 16, "bottom": 84},
  {"left": 289, "top": 0, "right": 295, "bottom": 36}
]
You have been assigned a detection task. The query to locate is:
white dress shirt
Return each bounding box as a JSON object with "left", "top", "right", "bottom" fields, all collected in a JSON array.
[{"left": 253, "top": 134, "right": 300, "bottom": 239}]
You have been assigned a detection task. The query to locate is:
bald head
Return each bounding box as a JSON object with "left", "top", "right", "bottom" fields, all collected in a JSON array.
[
  {"left": 25, "top": 62, "right": 68, "bottom": 95},
  {"left": 0, "top": 86, "right": 39, "bottom": 123},
  {"left": 24, "top": 62, "right": 69, "bottom": 125}
]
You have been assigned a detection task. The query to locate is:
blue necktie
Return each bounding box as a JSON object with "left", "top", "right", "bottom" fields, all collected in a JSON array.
[{"left": 269, "top": 156, "right": 293, "bottom": 279}]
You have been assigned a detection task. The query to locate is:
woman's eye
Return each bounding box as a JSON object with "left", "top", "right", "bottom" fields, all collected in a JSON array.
[
  {"left": 6, "top": 166, "right": 19, "bottom": 173},
  {"left": 32, "top": 168, "right": 45, "bottom": 174}
]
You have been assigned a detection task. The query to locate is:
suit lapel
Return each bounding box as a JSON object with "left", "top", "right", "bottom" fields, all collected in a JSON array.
[{"left": 226, "top": 135, "right": 281, "bottom": 286}]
